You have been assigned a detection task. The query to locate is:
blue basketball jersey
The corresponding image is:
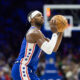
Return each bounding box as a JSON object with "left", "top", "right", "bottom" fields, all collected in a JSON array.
[{"left": 16, "top": 26, "right": 41, "bottom": 71}]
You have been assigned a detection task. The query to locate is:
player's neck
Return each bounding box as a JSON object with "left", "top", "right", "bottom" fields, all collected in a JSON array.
[{"left": 31, "top": 24, "right": 41, "bottom": 30}]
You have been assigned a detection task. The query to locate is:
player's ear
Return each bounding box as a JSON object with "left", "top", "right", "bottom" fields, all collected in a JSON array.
[{"left": 31, "top": 18, "right": 34, "bottom": 23}]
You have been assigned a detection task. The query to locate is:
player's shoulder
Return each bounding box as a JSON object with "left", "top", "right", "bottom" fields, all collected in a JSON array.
[
  {"left": 26, "top": 28, "right": 42, "bottom": 43},
  {"left": 27, "top": 28, "right": 41, "bottom": 37}
]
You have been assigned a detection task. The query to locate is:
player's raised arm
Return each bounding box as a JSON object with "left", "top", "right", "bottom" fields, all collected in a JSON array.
[
  {"left": 49, "top": 15, "right": 68, "bottom": 52},
  {"left": 53, "top": 32, "right": 63, "bottom": 52},
  {"left": 44, "top": 32, "right": 63, "bottom": 52},
  {"left": 26, "top": 30, "right": 58, "bottom": 55}
]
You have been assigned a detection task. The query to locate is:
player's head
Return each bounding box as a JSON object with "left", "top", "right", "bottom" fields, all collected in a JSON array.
[{"left": 27, "top": 10, "right": 44, "bottom": 26}]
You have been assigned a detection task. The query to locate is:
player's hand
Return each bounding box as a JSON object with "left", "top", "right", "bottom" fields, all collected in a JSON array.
[{"left": 49, "top": 20, "right": 58, "bottom": 33}]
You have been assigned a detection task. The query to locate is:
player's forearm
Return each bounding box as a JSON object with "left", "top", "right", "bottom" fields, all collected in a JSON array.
[
  {"left": 53, "top": 32, "right": 63, "bottom": 52},
  {"left": 41, "top": 33, "right": 58, "bottom": 54}
]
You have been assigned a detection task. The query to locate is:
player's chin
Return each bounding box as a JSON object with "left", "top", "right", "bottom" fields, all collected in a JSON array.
[
  {"left": 40, "top": 21, "right": 44, "bottom": 25},
  {"left": 37, "top": 22, "right": 43, "bottom": 26},
  {"left": 41, "top": 19, "right": 44, "bottom": 24}
]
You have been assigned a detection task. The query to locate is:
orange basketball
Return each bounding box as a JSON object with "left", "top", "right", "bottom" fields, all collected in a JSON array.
[{"left": 50, "top": 15, "right": 68, "bottom": 32}]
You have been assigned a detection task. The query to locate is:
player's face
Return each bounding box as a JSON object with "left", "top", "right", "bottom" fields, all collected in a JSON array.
[{"left": 33, "top": 13, "right": 44, "bottom": 26}]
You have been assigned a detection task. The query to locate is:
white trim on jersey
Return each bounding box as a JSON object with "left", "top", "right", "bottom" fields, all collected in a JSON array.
[
  {"left": 20, "top": 43, "right": 36, "bottom": 65},
  {"left": 20, "top": 64, "right": 30, "bottom": 80}
]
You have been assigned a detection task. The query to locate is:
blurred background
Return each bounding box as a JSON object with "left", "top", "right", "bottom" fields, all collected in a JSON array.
[{"left": 0, "top": 0, "right": 80, "bottom": 80}]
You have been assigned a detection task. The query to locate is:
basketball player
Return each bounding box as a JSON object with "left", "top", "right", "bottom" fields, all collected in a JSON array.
[{"left": 11, "top": 10, "right": 63, "bottom": 80}]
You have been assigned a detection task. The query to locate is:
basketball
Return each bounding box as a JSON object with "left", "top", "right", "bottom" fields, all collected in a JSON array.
[{"left": 50, "top": 15, "right": 68, "bottom": 32}]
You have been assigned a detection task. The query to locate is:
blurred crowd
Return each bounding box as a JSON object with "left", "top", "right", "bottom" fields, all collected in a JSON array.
[
  {"left": 56, "top": 52, "right": 80, "bottom": 80},
  {"left": 56, "top": 51, "right": 80, "bottom": 80},
  {"left": 55, "top": 34, "right": 80, "bottom": 80},
  {"left": 0, "top": 0, "right": 80, "bottom": 80}
]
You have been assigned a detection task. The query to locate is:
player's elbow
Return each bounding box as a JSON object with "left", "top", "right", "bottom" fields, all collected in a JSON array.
[
  {"left": 53, "top": 48, "right": 58, "bottom": 52},
  {"left": 53, "top": 47, "right": 58, "bottom": 52},
  {"left": 53, "top": 50, "right": 57, "bottom": 52},
  {"left": 46, "top": 52, "right": 52, "bottom": 55},
  {"left": 44, "top": 49, "right": 53, "bottom": 55}
]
